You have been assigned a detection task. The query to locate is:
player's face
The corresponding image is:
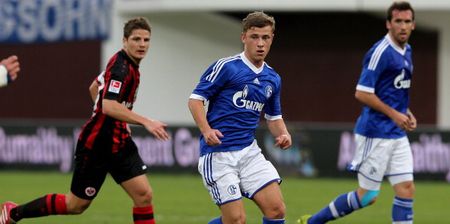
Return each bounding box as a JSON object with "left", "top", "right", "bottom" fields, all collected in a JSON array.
[
  {"left": 123, "top": 29, "right": 151, "bottom": 64},
  {"left": 241, "top": 25, "right": 274, "bottom": 67},
  {"left": 386, "top": 9, "right": 415, "bottom": 48}
]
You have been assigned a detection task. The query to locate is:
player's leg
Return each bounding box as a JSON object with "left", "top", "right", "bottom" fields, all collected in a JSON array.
[
  {"left": 387, "top": 137, "right": 415, "bottom": 224},
  {"left": 239, "top": 141, "right": 285, "bottom": 223},
  {"left": 1, "top": 142, "right": 106, "bottom": 223},
  {"left": 121, "top": 175, "right": 155, "bottom": 224},
  {"left": 112, "top": 139, "right": 154, "bottom": 224},
  {"left": 1, "top": 193, "right": 72, "bottom": 224},
  {"left": 300, "top": 136, "right": 391, "bottom": 224},
  {"left": 198, "top": 152, "right": 245, "bottom": 224},
  {"left": 252, "top": 182, "right": 286, "bottom": 224}
]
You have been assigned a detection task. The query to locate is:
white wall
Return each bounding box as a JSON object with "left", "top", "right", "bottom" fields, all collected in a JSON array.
[
  {"left": 102, "top": 11, "right": 241, "bottom": 125},
  {"left": 416, "top": 12, "right": 450, "bottom": 129},
  {"left": 103, "top": 1, "right": 450, "bottom": 128}
]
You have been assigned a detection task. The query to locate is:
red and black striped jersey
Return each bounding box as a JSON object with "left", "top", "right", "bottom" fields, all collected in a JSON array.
[{"left": 79, "top": 50, "right": 140, "bottom": 153}]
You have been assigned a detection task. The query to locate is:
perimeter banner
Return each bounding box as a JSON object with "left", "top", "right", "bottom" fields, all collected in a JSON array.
[
  {"left": 0, "top": 0, "right": 112, "bottom": 43},
  {"left": 0, "top": 124, "right": 449, "bottom": 181}
]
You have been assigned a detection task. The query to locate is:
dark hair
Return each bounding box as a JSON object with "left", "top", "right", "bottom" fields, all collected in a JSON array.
[
  {"left": 242, "top": 11, "right": 275, "bottom": 32},
  {"left": 387, "top": 1, "right": 415, "bottom": 21},
  {"left": 123, "top": 17, "right": 151, "bottom": 38}
]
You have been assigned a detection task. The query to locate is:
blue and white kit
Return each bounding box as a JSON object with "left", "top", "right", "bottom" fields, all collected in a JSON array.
[{"left": 190, "top": 52, "right": 283, "bottom": 205}]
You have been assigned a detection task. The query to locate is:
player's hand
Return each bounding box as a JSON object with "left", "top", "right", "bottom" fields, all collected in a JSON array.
[
  {"left": 406, "top": 112, "right": 417, "bottom": 131},
  {"left": 144, "top": 119, "right": 170, "bottom": 141},
  {"left": 275, "top": 133, "right": 292, "bottom": 150},
  {"left": 202, "top": 129, "right": 223, "bottom": 146},
  {"left": 392, "top": 111, "right": 412, "bottom": 131},
  {"left": 0, "top": 55, "right": 20, "bottom": 81}
]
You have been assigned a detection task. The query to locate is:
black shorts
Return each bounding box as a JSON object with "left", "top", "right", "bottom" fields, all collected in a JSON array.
[{"left": 70, "top": 138, "right": 147, "bottom": 200}]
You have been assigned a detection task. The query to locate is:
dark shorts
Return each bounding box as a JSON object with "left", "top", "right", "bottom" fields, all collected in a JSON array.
[{"left": 70, "top": 138, "right": 147, "bottom": 200}]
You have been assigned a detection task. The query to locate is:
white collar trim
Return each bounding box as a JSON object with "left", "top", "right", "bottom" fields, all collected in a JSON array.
[
  {"left": 385, "top": 34, "right": 407, "bottom": 55},
  {"left": 240, "top": 52, "right": 264, "bottom": 74}
]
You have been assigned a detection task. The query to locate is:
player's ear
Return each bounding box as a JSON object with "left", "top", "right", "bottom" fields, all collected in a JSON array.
[
  {"left": 386, "top": 20, "right": 391, "bottom": 30},
  {"left": 241, "top": 32, "right": 246, "bottom": 43}
]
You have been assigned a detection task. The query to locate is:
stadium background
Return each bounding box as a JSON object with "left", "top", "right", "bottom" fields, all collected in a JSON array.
[{"left": 1, "top": 0, "right": 450, "bottom": 223}]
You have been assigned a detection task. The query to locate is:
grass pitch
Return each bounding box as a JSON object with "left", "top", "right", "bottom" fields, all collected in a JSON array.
[{"left": 0, "top": 171, "right": 449, "bottom": 223}]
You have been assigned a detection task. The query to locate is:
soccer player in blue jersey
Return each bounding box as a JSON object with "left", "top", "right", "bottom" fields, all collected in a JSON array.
[
  {"left": 0, "top": 55, "right": 20, "bottom": 88},
  {"left": 188, "top": 11, "right": 292, "bottom": 224},
  {"left": 299, "top": 2, "right": 416, "bottom": 224}
]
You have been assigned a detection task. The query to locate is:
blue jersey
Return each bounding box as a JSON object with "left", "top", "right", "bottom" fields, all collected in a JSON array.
[
  {"left": 355, "top": 34, "right": 413, "bottom": 139},
  {"left": 191, "top": 52, "right": 282, "bottom": 155}
]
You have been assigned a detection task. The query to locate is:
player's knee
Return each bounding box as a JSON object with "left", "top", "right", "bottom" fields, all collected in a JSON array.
[
  {"left": 67, "top": 201, "right": 91, "bottom": 214},
  {"left": 227, "top": 212, "right": 246, "bottom": 224},
  {"left": 264, "top": 202, "right": 286, "bottom": 219},
  {"left": 134, "top": 189, "right": 153, "bottom": 206},
  {"left": 360, "top": 190, "right": 380, "bottom": 207},
  {"left": 396, "top": 182, "right": 415, "bottom": 198}
]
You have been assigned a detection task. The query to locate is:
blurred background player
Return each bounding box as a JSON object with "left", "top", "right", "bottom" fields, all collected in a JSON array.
[
  {"left": 0, "top": 17, "right": 169, "bottom": 224},
  {"left": 0, "top": 55, "right": 20, "bottom": 88},
  {"left": 188, "top": 11, "right": 292, "bottom": 224},
  {"left": 299, "top": 1, "right": 416, "bottom": 224}
]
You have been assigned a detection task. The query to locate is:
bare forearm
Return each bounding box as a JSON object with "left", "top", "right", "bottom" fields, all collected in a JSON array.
[
  {"left": 355, "top": 90, "right": 398, "bottom": 118},
  {"left": 102, "top": 99, "right": 150, "bottom": 126},
  {"left": 188, "top": 99, "right": 211, "bottom": 134},
  {"left": 267, "top": 119, "right": 289, "bottom": 137}
]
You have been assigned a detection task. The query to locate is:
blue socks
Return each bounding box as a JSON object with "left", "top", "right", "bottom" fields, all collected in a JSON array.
[
  {"left": 308, "top": 191, "right": 361, "bottom": 224},
  {"left": 208, "top": 217, "right": 222, "bottom": 224},
  {"left": 209, "top": 216, "right": 285, "bottom": 224},
  {"left": 262, "top": 217, "right": 285, "bottom": 224},
  {"left": 392, "top": 197, "right": 413, "bottom": 223}
]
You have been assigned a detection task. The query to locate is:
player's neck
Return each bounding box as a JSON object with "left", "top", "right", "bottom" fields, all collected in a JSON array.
[{"left": 388, "top": 33, "right": 407, "bottom": 49}]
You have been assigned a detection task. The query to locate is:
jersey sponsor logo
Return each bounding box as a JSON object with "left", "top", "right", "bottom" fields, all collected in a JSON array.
[
  {"left": 85, "top": 187, "right": 96, "bottom": 197},
  {"left": 108, "top": 79, "right": 122, "bottom": 94},
  {"left": 232, "top": 85, "right": 264, "bottom": 112},
  {"left": 393, "top": 69, "right": 411, "bottom": 89}
]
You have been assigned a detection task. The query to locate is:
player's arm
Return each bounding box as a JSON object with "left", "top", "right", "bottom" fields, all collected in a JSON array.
[
  {"left": 0, "top": 55, "right": 20, "bottom": 87},
  {"left": 355, "top": 90, "right": 412, "bottom": 131},
  {"left": 102, "top": 99, "right": 169, "bottom": 140},
  {"left": 89, "top": 80, "right": 99, "bottom": 103},
  {"left": 266, "top": 118, "right": 291, "bottom": 150},
  {"left": 406, "top": 108, "right": 417, "bottom": 131},
  {"left": 188, "top": 98, "right": 223, "bottom": 146}
]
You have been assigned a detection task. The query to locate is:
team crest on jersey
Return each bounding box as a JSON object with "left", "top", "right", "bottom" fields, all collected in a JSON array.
[
  {"left": 265, "top": 85, "right": 273, "bottom": 98},
  {"left": 108, "top": 79, "right": 122, "bottom": 94}
]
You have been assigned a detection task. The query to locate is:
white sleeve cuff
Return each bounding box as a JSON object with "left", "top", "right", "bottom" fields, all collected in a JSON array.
[
  {"left": 356, "top": 84, "right": 374, "bottom": 93},
  {"left": 0, "top": 65, "right": 8, "bottom": 87},
  {"left": 189, "top": 93, "right": 207, "bottom": 101},
  {"left": 265, "top": 114, "right": 282, "bottom": 121}
]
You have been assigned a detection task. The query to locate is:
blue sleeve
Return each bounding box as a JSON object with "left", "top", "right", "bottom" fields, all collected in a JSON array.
[
  {"left": 192, "top": 60, "right": 231, "bottom": 100},
  {"left": 357, "top": 49, "right": 388, "bottom": 93},
  {"left": 264, "top": 76, "right": 282, "bottom": 118}
]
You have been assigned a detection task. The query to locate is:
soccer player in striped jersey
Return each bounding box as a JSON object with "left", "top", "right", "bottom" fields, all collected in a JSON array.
[
  {"left": 0, "top": 55, "right": 20, "bottom": 88},
  {"left": 299, "top": 2, "right": 416, "bottom": 224},
  {"left": 0, "top": 17, "right": 169, "bottom": 224},
  {"left": 188, "top": 11, "right": 292, "bottom": 224}
]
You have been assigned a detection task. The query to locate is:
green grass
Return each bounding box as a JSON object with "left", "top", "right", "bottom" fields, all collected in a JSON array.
[{"left": 0, "top": 171, "right": 449, "bottom": 223}]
